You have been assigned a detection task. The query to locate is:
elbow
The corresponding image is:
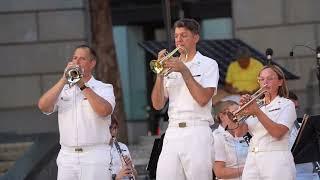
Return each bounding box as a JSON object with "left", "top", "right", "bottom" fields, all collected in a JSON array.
[
  {"left": 99, "top": 106, "right": 113, "bottom": 117},
  {"left": 38, "top": 99, "right": 48, "bottom": 113},
  {"left": 152, "top": 100, "right": 165, "bottom": 110},
  {"left": 198, "top": 99, "right": 210, "bottom": 107},
  {"left": 270, "top": 132, "right": 285, "bottom": 140}
]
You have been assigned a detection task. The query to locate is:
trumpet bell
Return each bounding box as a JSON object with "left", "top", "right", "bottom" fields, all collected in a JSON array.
[
  {"left": 149, "top": 46, "right": 187, "bottom": 76},
  {"left": 150, "top": 59, "right": 163, "bottom": 74},
  {"left": 65, "top": 65, "right": 83, "bottom": 85}
]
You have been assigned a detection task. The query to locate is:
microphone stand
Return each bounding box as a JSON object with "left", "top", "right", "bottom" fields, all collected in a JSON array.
[
  {"left": 316, "top": 47, "right": 320, "bottom": 96},
  {"left": 290, "top": 45, "right": 320, "bottom": 96}
]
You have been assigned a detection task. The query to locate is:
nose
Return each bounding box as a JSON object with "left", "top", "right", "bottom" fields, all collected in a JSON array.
[{"left": 72, "top": 58, "right": 80, "bottom": 65}]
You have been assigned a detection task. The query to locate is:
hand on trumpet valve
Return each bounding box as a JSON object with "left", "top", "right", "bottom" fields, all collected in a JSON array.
[
  {"left": 163, "top": 57, "right": 188, "bottom": 74},
  {"left": 157, "top": 49, "right": 167, "bottom": 60},
  {"left": 239, "top": 94, "right": 259, "bottom": 115}
]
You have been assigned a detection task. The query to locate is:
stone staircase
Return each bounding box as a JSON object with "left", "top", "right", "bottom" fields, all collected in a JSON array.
[
  {"left": 0, "top": 142, "right": 33, "bottom": 176},
  {"left": 129, "top": 135, "right": 160, "bottom": 180}
]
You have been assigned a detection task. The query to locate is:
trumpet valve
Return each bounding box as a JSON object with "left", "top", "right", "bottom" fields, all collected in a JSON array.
[{"left": 149, "top": 60, "right": 164, "bottom": 74}]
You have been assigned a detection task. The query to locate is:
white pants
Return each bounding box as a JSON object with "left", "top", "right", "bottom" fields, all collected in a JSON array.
[
  {"left": 156, "top": 125, "right": 214, "bottom": 180},
  {"left": 57, "top": 144, "right": 112, "bottom": 180},
  {"left": 242, "top": 151, "right": 296, "bottom": 180}
]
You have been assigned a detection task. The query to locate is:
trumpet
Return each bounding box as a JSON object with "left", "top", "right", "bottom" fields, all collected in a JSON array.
[
  {"left": 149, "top": 46, "right": 188, "bottom": 76},
  {"left": 231, "top": 85, "right": 268, "bottom": 123},
  {"left": 65, "top": 65, "right": 83, "bottom": 86}
]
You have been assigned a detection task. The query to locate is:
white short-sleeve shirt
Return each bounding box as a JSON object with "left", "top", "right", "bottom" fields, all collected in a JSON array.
[
  {"left": 51, "top": 76, "right": 115, "bottom": 147},
  {"left": 164, "top": 51, "right": 219, "bottom": 123},
  {"left": 110, "top": 142, "right": 132, "bottom": 178},
  {"left": 213, "top": 126, "right": 248, "bottom": 180},
  {"left": 246, "top": 96, "right": 297, "bottom": 149}
]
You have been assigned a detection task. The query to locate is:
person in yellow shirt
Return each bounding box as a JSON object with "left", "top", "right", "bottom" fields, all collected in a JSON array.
[{"left": 224, "top": 46, "right": 263, "bottom": 95}]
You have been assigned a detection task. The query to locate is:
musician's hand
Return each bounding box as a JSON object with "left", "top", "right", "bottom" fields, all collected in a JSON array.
[
  {"left": 116, "top": 165, "right": 133, "bottom": 180},
  {"left": 163, "top": 57, "right": 188, "bottom": 74},
  {"left": 158, "top": 49, "right": 167, "bottom": 59},
  {"left": 123, "top": 155, "right": 133, "bottom": 167},
  {"left": 62, "top": 62, "right": 77, "bottom": 84},
  {"left": 239, "top": 94, "right": 259, "bottom": 116}
]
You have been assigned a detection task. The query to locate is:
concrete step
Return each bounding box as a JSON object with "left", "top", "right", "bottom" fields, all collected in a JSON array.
[
  {"left": 129, "top": 135, "right": 160, "bottom": 179},
  {"left": 0, "top": 142, "right": 33, "bottom": 161}
]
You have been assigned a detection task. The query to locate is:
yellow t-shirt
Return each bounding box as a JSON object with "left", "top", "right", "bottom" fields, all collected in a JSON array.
[{"left": 225, "top": 58, "right": 263, "bottom": 92}]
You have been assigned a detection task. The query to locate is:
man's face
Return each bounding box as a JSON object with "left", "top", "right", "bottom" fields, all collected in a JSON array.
[
  {"left": 71, "top": 48, "right": 96, "bottom": 77},
  {"left": 237, "top": 57, "right": 250, "bottom": 69},
  {"left": 174, "top": 27, "right": 199, "bottom": 53}
]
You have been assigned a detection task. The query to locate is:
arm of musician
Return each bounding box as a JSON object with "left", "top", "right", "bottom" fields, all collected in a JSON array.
[
  {"left": 214, "top": 161, "right": 244, "bottom": 179},
  {"left": 115, "top": 166, "right": 133, "bottom": 180},
  {"left": 123, "top": 155, "right": 138, "bottom": 178},
  {"left": 81, "top": 88, "right": 113, "bottom": 117},
  {"left": 151, "top": 75, "right": 168, "bottom": 110},
  {"left": 224, "top": 83, "right": 239, "bottom": 94},
  {"left": 38, "top": 77, "right": 66, "bottom": 113},
  {"left": 181, "top": 69, "right": 215, "bottom": 106},
  {"left": 255, "top": 109, "right": 290, "bottom": 139}
]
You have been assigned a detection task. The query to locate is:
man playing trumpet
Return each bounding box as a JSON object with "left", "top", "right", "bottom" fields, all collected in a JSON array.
[
  {"left": 225, "top": 65, "right": 297, "bottom": 179},
  {"left": 38, "top": 45, "right": 115, "bottom": 180},
  {"left": 151, "top": 18, "right": 219, "bottom": 180}
]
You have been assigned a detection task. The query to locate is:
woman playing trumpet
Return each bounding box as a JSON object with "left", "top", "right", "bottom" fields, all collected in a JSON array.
[{"left": 227, "top": 65, "right": 296, "bottom": 179}]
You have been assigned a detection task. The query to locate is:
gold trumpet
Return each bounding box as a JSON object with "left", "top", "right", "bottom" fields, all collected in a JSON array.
[
  {"left": 149, "top": 46, "right": 188, "bottom": 76},
  {"left": 231, "top": 85, "right": 268, "bottom": 123}
]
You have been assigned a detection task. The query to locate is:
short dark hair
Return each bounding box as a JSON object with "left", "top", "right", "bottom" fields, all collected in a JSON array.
[
  {"left": 75, "top": 44, "right": 97, "bottom": 61},
  {"left": 235, "top": 46, "right": 251, "bottom": 59},
  {"left": 173, "top": 18, "right": 200, "bottom": 35}
]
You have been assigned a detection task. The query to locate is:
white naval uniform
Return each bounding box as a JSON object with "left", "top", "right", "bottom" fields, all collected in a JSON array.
[
  {"left": 289, "top": 122, "right": 320, "bottom": 180},
  {"left": 213, "top": 126, "right": 248, "bottom": 180},
  {"left": 110, "top": 142, "right": 133, "bottom": 180},
  {"left": 46, "top": 76, "right": 115, "bottom": 180},
  {"left": 242, "top": 96, "right": 296, "bottom": 180},
  {"left": 156, "top": 52, "right": 219, "bottom": 180}
]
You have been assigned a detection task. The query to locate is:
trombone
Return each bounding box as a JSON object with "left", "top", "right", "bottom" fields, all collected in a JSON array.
[
  {"left": 231, "top": 85, "right": 268, "bottom": 123},
  {"left": 149, "top": 46, "right": 188, "bottom": 76}
]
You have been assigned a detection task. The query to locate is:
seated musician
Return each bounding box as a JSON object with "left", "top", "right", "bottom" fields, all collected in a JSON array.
[
  {"left": 288, "top": 91, "right": 320, "bottom": 180},
  {"left": 212, "top": 100, "right": 248, "bottom": 180},
  {"left": 224, "top": 65, "right": 296, "bottom": 179},
  {"left": 109, "top": 115, "right": 138, "bottom": 180}
]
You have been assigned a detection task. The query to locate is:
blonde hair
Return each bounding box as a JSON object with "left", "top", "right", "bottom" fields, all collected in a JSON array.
[
  {"left": 213, "top": 100, "right": 238, "bottom": 124},
  {"left": 259, "top": 65, "right": 289, "bottom": 98}
]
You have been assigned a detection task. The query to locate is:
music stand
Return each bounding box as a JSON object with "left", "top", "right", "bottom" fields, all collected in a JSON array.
[{"left": 291, "top": 114, "right": 320, "bottom": 164}]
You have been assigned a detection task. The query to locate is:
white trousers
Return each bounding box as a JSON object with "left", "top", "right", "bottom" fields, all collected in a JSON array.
[
  {"left": 156, "top": 125, "right": 214, "bottom": 180},
  {"left": 242, "top": 151, "right": 296, "bottom": 180},
  {"left": 56, "top": 145, "right": 112, "bottom": 180}
]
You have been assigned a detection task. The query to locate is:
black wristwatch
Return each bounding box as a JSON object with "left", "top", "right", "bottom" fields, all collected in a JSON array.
[{"left": 80, "top": 83, "right": 88, "bottom": 91}]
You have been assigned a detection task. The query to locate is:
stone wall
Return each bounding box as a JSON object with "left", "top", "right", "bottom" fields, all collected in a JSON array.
[
  {"left": 0, "top": 0, "right": 88, "bottom": 133},
  {"left": 233, "top": 0, "right": 320, "bottom": 117}
]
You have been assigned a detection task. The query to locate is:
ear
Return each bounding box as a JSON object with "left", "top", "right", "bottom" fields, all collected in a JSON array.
[
  {"left": 90, "top": 59, "right": 96, "bottom": 69},
  {"left": 194, "top": 34, "right": 200, "bottom": 43},
  {"left": 277, "top": 79, "right": 283, "bottom": 87}
]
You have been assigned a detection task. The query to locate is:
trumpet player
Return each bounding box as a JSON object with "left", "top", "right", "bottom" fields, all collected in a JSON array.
[
  {"left": 109, "top": 115, "right": 137, "bottom": 180},
  {"left": 151, "top": 18, "right": 219, "bottom": 180},
  {"left": 229, "top": 65, "right": 296, "bottom": 180},
  {"left": 38, "top": 45, "right": 115, "bottom": 180}
]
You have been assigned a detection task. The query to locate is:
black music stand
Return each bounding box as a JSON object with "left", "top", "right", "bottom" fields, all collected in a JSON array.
[
  {"left": 291, "top": 114, "right": 320, "bottom": 164},
  {"left": 146, "top": 133, "right": 165, "bottom": 179}
]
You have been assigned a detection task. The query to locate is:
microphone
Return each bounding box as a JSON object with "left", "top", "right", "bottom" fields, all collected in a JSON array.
[
  {"left": 289, "top": 44, "right": 316, "bottom": 57},
  {"left": 317, "top": 46, "right": 320, "bottom": 61},
  {"left": 266, "top": 48, "right": 273, "bottom": 65}
]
